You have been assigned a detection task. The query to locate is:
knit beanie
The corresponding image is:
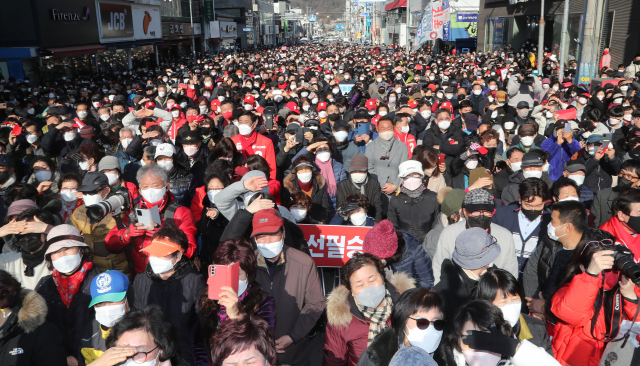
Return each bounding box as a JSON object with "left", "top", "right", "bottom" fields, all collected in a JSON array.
[{"left": 363, "top": 220, "right": 398, "bottom": 259}]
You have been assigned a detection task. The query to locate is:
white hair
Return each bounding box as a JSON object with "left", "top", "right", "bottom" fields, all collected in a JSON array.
[
  {"left": 119, "top": 127, "right": 136, "bottom": 138},
  {"left": 136, "top": 164, "right": 169, "bottom": 185}
]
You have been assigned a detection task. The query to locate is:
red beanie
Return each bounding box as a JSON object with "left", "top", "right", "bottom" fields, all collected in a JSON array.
[{"left": 363, "top": 220, "right": 398, "bottom": 259}]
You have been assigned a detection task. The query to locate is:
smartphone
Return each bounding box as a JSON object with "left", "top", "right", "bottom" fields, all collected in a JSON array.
[
  {"left": 477, "top": 146, "right": 488, "bottom": 155},
  {"left": 357, "top": 122, "right": 370, "bottom": 136},
  {"left": 207, "top": 263, "right": 240, "bottom": 300},
  {"left": 10, "top": 125, "right": 21, "bottom": 136},
  {"left": 295, "top": 128, "right": 304, "bottom": 144},
  {"left": 263, "top": 106, "right": 276, "bottom": 130},
  {"left": 136, "top": 206, "right": 161, "bottom": 227},
  {"left": 602, "top": 133, "right": 613, "bottom": 153},
  {"left": 438, "top": 153, "right": 445, "bottom": 165},
  {"left": 179, "top": 83, "right": 188, "bottom": 89},
  {"left": 564, "top": 123, "right": 572, "bottom": 132},
  {"left": 272, "top": 90, "right": 282, "bottom": 95}
]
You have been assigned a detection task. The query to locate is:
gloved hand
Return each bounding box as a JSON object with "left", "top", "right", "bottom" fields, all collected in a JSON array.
[
  {"left": 462, "top": 325, "right": 520, "bottom": 357},
  {"left": 126, "top": 224, "right": 145, "bottom": 239},
  {"left": 337, "top": 203, "right": 360, "bottom": 221},
  {"left": 469, "top": 142, "right": 481, "bottom": 151}
]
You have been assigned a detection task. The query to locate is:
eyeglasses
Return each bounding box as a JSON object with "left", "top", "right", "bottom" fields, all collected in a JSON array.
[
  {"left": 579, "top": 239, "right": 614, "bottom": 256},
  {"left": 128, "top": 346, "right": 158, "bottom": 363},
  {"left": 620, "top": 171, "right": 639, "bottom": 182},
  {"left": 408, "top": 317, "right": 447, "bottom": 331}
]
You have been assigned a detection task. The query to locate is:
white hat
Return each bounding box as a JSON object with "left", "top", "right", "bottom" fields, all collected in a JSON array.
[
  {"left": 154, "top": 143, "right": 175, "bottom": 158},
  {"left": 398, "top": 160, "right": 424, "bottom": 178}
]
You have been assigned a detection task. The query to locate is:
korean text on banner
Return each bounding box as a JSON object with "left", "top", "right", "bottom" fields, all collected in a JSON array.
[
  {"left": 430, "top": 1, "right": 444, "bottom": 41},
  {"left": 299, "top": 224, "right": 371, "bottom": 267},
  {"left": 413, "top": 3, "right": 432, "bottom": 51}
]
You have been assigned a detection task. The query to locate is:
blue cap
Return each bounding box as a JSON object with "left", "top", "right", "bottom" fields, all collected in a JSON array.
[
  {"left": 586, "top": 134, "right": 603, "bottom": 144},
  {"left": 89, "top": 270, "right": 129, "bottom": 307}
]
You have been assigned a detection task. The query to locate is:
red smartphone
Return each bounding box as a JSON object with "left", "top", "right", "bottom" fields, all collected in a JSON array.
[
  {"left": 179, "top": 83, "right": 189, "bottom": 89},
  {"left": 438, "top": 154, "right": 445, "bottom": 165},
  {"left": 477, "top": 146, "right": 488, "bottom": 155},
  {"left": 207, "top": 263, "right": 239, "bottom": 300},
  {"left": 10, "top": 125, "right": 21, "bottom": 136}
]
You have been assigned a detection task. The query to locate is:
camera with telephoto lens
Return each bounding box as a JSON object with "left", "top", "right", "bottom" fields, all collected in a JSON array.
[
  {"left": 86, "top": 188, "right": 131, "bottom": 224},
  {"left": 608, "top": 245, "right": 640, "bottom": 285},
  {"left": 522, "top": 71, "right": 535, "bottom": 86}
]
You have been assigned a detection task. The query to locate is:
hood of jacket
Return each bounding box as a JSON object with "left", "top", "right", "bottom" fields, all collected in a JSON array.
[
  {"left": 3, "top": 290, "right": 48, "bottom": 337},
  {"left": 326, "top": 271, "right": 415, "bottom": 327},
  {"left": 283, "top": 172, "right": 326, "bottom": 193}
]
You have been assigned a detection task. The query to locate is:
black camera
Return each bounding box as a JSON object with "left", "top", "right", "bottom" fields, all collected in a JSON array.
[
  {"left": 86, "top": 188, "right": 131, "bottom": 224},
  {"left": 522, "top": 71, "right": 535, "bottom": 86},
  {"left": 609, "top": 246, "right": 640, "bottom": 285}
]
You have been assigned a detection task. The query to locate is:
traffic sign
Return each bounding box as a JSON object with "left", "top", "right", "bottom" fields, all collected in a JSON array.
[{"left": 309, "top": 14, "right": 316, "bottom": 22}]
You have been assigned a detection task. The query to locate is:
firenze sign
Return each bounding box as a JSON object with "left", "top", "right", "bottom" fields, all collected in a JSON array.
[{"left": 51, "top": 7, "right": 90, "bottom": 21}]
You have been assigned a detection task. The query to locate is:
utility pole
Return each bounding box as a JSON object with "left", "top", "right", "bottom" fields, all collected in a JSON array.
[
  {"left": 406, "top": 0, "right": 411, "bottom": 53},
  {"left": 537, "top": 0, "right": 545, "bottom": 75},
  {"left": 575, "top": 0, "right": 605, "bottom": 88},
  {"left": 189, "top": 0, "right": 196, "bottom": 62},
  {"left": 558, "top": 0, "right": 570, "bottom": 79}
]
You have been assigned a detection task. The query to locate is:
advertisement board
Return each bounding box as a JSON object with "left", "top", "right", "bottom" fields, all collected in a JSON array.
[
  {"left": 38, "top": 0, "right": 101, "bottom": 48},
  {"left": 98, "top": 2, "right": 134, "bottom": 39},
  {"left": 131, "top": 4, "right": 162, "bottom": 40},
  {"left": 298, "top": 224, "right": 370, "bottom": 267}
]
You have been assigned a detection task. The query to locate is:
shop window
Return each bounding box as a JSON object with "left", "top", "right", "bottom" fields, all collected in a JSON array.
[{"left": 552, "top": 13, "right": 583, "bottom": 63}]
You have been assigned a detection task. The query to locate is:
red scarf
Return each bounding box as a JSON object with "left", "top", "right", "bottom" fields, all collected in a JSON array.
[
  {"left": 239, "top": 131, "right": 257, "bottom": 158},
  {"left": 298, "top": 177, "right": 313, "bottom": 192},
  {"left": 600, "top": 217, "right": 640, "bottom": 261},
  {"left": 52, "top": 261, "right": 93, "bottom": 307}
]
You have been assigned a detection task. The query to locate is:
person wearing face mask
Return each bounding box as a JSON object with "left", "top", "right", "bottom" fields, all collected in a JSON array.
[
  {"left": 231, "top": 112, "right": 277, "bottom": 180},
  {"left": 522, "top": 200, "right": 614, "bottom": 321},
  {"left": 475, "top": 268, "right": 553, "bottom": 355},
  {"left": 328, "top": 121, "right": 363, "bottom": 172},
  {"left": 387, "top": 161, "right": 440, "bottom": 245},
  {"left": 334, "top": 155, "right": 384, "bottom": 222},
  {"left": 502, "top": 151, "right": 552, "bottom": 205},
  {"left": 331, "top": 194, "right": 375, "bottom": 226},
  {"left": 153, "top": 85, "right": 169, "bottom": 109},
  {"left": 280, "top": 156, "right": 331, "bottom": 223},
  {"left": 41, "top": 115, "right": 99, "bottom": 174},
  {"left": 450, "top": 130, "right": 500, "bottom": 190},
  {"left": 505, "top": 123, "right": 542, "bottom": 156},
  {"left": 368, "top": 72, "right": 389, "bottom": 95},
  {"left": 412, "top": 147, "right": 446, "bottom": 195},
  {"left": 561, "top": 161, "right": 594, "bottom": 209},
  {"left": 433, "top": 188, "right": 519, "bottom": 284},
  {"left": 74, "top": 102, "right": 97, "bottom": 130},
  {"left": 112, "top": 127, "right": 140, "bottom": 182},
  {"left": 324, "top": 252, "right": 415, "bottom": 366},
  {"left": 131, "top": 226, "right": 205, "bottom": 364},
  {"left": 37, "top": 224, "right": 100, "bottom": 366},
  {"left": 624, "top": 54, "right": 640, "bottom": 79},
  {"left": 392, "top": 113, "right": 417, "bottom": 159},
  {"left": 434, "top": 300, "right": 560, "bottom": 366},
  {"left": 0, "top": 269, "right": 67, "bottom": 366},
  {"left": 319, "top": 103, "right": 343, "bottom": 136},
  {"left": 357, "top": 288, "right": 445, "bottom": 366},
  {"left": 152, "top": 143, "right": 196, "bottom": 207},
  {"left": 121, "top": 100, "right": 173, "bottom": 135},
  {"left": 24, "top": 156, "right": 60, "bottom": 207},
  {"left": 8, "top": 121, "right": 44, "bottom": 165},
  {"left": 468, "top": 82, "right": 490, "bottom": 116},
  {"left": 79, "top": 270, "right": 131, "bottom": 366},
  {"left": 104, "top": 164, "right": 197, "bottom": 275},
  {"left": 507, "top": 69, "right": 543, "bottom": 109},
  {"left": 598, "top": 189, "right": 640, "bottom": 263},
  {"left": 177, "top": 130, "right": 209, "bottom": 187},
  {"left": 422, "top": 109, "right": 466, "bottom": 171},
  {"left": 494, "top": 147, "right": 524, "bottom": 199},
  {"left": 493, "top": 179, "right": 551, "bottom": 279},
  {"left": 348, "top": 109, "right": 378, "bottom": 152},
  {"left": 540, "top": 120, "right": 582, "bottom": 181},
  {"left": 592, "top": 160, "right": 640, "bottom": 228}
]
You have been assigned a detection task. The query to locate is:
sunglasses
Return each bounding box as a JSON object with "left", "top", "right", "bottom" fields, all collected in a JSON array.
[
  {"left": 409, "top": 317, "right": 447, "bottom": 331},
  {"left": 579, "top": 239, "right": 614, "bottom": 256}
]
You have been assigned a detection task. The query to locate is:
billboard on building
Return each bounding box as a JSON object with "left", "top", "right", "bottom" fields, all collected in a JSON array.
[
  {"left": 131, "top": 4, "right": 162, "bottom": 40},
  {"left": 98, "top": 2, "right": 134, "bottom": 40},
  {"left": 449, "top": 12, "right": 478, "bottom": 41}
]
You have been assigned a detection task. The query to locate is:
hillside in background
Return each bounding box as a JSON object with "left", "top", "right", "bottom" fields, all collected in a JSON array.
[{"left": 288, "top": 0, "right": 345, "bottom": 22}]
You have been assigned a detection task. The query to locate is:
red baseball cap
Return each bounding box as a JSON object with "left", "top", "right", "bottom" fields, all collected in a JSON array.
[
  {"left": 440, "top": 101, "right": 454, "bottom": 113},
  {"left": 145, "top": 101, "right": 156, "bottom": 109},
  {"left": 408, "top": 100, "right": 417, "bottom": 109},
  {"left": 318, "top": 101, "right": 328, "bottom": 111},
  {"left": 244, "top": 95, "right": 255, "bottom": 105},
  {"left": 285, "top": 101, "right": 300, "bottom": 113},
  {"left": 366, "top": 99, "right": 377, "bottom": 111},
  {"left": 251, "top": 209, "right": 284, "bottom": 237}
]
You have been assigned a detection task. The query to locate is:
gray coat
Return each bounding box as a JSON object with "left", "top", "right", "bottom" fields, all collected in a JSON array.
[
  {"left": 507, "top": 75, "right": 543, "bottom": 108},
  {"left": 592, "top": 187, "right": 622, "bottom": 228},
  {"left": 364, "top": 137, "right": 409, "bottom": 189}
]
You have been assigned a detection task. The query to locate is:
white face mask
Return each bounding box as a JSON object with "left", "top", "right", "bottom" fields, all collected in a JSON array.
[
  {"left": 379, "top": 111, "right": 388, "bottom": 116},
  {"left": 79, "top": 160, "right": 91, "bottom": 171},
  {"left": 238, "top": 124, "right": 254, "bottom": 136},
  {"left": 312, "top": 98, "right": 319, "bottom": 104},
  {"left": 547, "top": 222, "right": 567, "bottom": 241},
  {"left": 351, "top": 172, "right": 367, "bottom": 184},
  {"left": 291, "top": 208, "right": 308, "bottom": 222},
  {"left": 35, "top": 170, "right": 51, "bottom": 182},
  {"left": 172, "top": 110, "right": 181, "bottom": 118},
  {"left": 463, "top": 350, "right": 502, "bottom": 366},
  {"left": 316, "top": 151, "right": 331, "bottom": 162},
  {"left": 568, "top": 174, "right": 585, "bottom": 186},
  {"left": 77, "top": 111, "right": 88, "bottom": 118},
  {"left": 237, "top": 278, "right": 249, "bottom": 296},
  {"left": 26, "top": 134, "right": 39, "bottom": 144},
  {"left": 218, "top": 96, "right": 226, "bottom": 102},
  {"left": 149, "top": 255, "right": 175, "bottom": 274},
  {"left": 350, "top": 212, "right": 367, "bottom": 226},
  {"left": 523, "top": 169, "right": 542, "bottom": 179},
  {"left": 83, "top": 192, "right": 103, "bottom": 207},
  {"left": 105, "top": 173, "right": 119, "bottom": 186},
  {"left": 244, "top": 104, "right": 253, "bottom": 111},
  {"left": 120, "top": 138, "right": 132, "bottom": 150},
  {"left": 95, "top": 301, "right": 127, "bottom": 327},
  {"left": 510, "top": 161, "right": 522, "bottom": 172},
  {"left": 52, "top": 252, "right": 82, "bottom": 274},
  {"left": 141, "top": 186, "right": 166, "bottom": 204},
  {"left": 334, "top": 131, "right": 348, "bottom": 142},
  {"left": 500, "top": 301, "right": 522, "bottom": 328},
  {"left": 421, "top": 110, "right": 431, "bottom": 119},
  {"left": 520, "top": 136, "right": 534, "bottom": 147},
  {"left": 401, "top": 125, "right": 410, "bottom": 134},
  {"left": 100, "top": 113, "right": 111, "bottom": 122},
  {"left": 257, "top": 237, "right": 284, "bottom": 259},
  {"left": 318, "top": 111, "right": 327, "bottom": 118},
  {"left": 64, "top": 132, "right": 77, "bottom": 142},
  {"left": 465, "top": 159, "right": 478, "bottom": 170},
  {"left": 405, "top": 324, "right": 443, "bottom": 354},
  {"left": 207, "top": 189, "right": 221, "bottom": 204},
  {"left": 473, "top": 89, "right": 482, "bottom": 96},
  {"left": 389, "top": 97, "right": 396, "bottom": 103},
  {"left": 297, "top": 172, "right": 313, "bottom": 183},
  {"left": 183, "top": 145, "right": 198, "bottom": 157},
  {"left": 61, "top": 189, "right": 77, "bottom": 202},
  {"left": 438, "top": 120, "right": 451, "bottom": 130}
]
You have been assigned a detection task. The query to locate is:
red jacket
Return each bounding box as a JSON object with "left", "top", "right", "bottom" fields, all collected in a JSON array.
[
  {"left": 551, "top": 271, "right": 639, "bottom": 366},
  {"left": 599, "top": 217, "right": 640, "bottom": 261},
  {"left": 231, "top": 132, "right": 277, "bottom": 180},
  {"left": 394, "top": 130, "right": 417, "bottom": 158},
  {"left": 105, "top": 192, "right": 197, "bottom": 274}
]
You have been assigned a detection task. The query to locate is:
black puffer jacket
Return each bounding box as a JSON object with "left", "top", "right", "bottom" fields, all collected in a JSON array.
[
  {"left": 335, "top": 174, "right": 384, "bottom": 222},
  {"left": 36, "top": 265, "right": 99, "bottom": 359},
  {"left": 197, "top": 195, "right": 229, "bottom": 276},
  {"left": 130, "top": 256, "right": 205, "bottom": 366},
  {"left": 282, "top": 172, "right": 330, "bottom": 223},
  {"left": 169, "top": 163, "right": 197, "bottom": 207},
  {"left": 355, "top": 327, "right": 399, "bottom": 366},
  {"left": 0, "top": 290, "right": 66, "bottom": 366},
  {"left": 387, "top": 189, "right": 440, "bottom": 243}
]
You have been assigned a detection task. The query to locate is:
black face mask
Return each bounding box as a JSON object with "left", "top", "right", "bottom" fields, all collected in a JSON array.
[
  {"left": 618, "top": 177, "right": 634, "bottom": 190},
  {"left": 486, "top": 147, "right": 497, "bottom": 156},
  {"left": 634, "top": 60, "right": 640, "bottom": 65},
  {"left": 200, "top": 127, "right": 211, "bottom": 135},
  {"left": 17, "top": 233, "right": 43, "bottom": 253},
  {"left": 378, "top": 88, "right": 385, "bottom": 94},
  {"left": 114, "top": 112, "right": 127, "bottom": 122},
  {"left": 521, "top": 208, "right": 542, "bottom": 221},
  {"left": 20, "top": 239, "right": 45, "bottom": 277},
  {"left": 627, "top": 215, "right": 640, "bottom": 234},
  {"left": 467, "top": 215, "right": 492, "bottom": 230},
  {"left": 328, "top": 113, "right": 340, "bottom": 121}
]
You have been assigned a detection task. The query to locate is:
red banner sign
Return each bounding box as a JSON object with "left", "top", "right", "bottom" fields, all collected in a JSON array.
[{"left": 298, "top": 224, "right": 372, "bottom": 267}]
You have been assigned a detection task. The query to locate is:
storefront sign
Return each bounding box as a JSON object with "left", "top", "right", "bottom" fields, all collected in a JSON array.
[
  {"left": 220, "top": 22, "right": 237, "bottom": 38},
  {"left": 99, "top": 3, "right": 134, "bottom": 39},
  {"left": 132, "top": 5, "right": 162, "bottom": 40},
  {"left": 162, "top": 22, "right": 197, "bottom": 37},
  {"left": 51, "top": 7, "right": 90, "bottom": 21},
  {"left": 299, "top": 224, "right": 369, "bottom": 267},
  {"left": 210, "top": 21, "right": 221, "bottom": 39},
  {"left": 204, "top": 0, "right": 215, "bottom": 22},
  {"left": 456, "top": 13, "right": 478, "bottom": 22},
  {"left": 38, "top": 0, "right": 101, "bottom": 48}
]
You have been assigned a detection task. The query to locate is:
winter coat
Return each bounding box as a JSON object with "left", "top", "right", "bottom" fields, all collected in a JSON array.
[
  {"left": 551, "top": 272, "right": 638, "bottom": 366},
  {"left": 389, "top": 231, "right": 435, "bottom": 288},
  {"left": 36, "top": 265, "right": 99, "bottom": 359},
  {"left": 507, "top": 75, "right": 543, "bottom": 108},
  {"left": 336, "top": 174, "right": 384, "bottom": 222},
  {"left": 364, "top": 137, "right": 409, "bottom": 190},
  {"left": 324, "top": 273, "right": 415, "bottom": 366},
  {"left": 501, "top": 170, "right": 553, "bottom": 206},
  {"left": 540, "top": 136, "right": 582, "bottom": 181},
  {"left": 422, "top": 214, "right": 447, "bottom": 259},
  {"left": 131, "top": 256, "right": 205, "bottom": 365},
  {"left": 494, "top": 167, "right": 514, "bottom": 200},
  {"left": 196, "top": 194, "right": 229, "bottom": 276},
  {"left": 592, "top": 187, "right": 622, "bottom": 229},
  {"left": 231, "top": 132, "right": 277, "bottom": 180},
  {"left": 387, "top": 189, "right": 440, "bottom": 244},
  {"left": 0, "top": 290, "right": 66, "bottom": 366},
  {"left": 355, "top": 327, "right": 398, "bottom": 366},
  {"left": 584, "top": 154, "right": 621, "bottom": 193},
  {"left": 283, "top": 173, "right": 331, "bottom": 223},
  {"left": 169, "top": 163, "right": 197, "bottom": 207},
  {"left": 182, "top": 144, "right": 210, "bottom": 187},
  {"left": 0, "top": 252, "right": 51, "bottom": 290},
  {"left": 40, "top": 129, "right": 98, "bottom": 174},
  {"left": 421, "top": 123, "right": 466, "bottom": 162},
  {"left": 432, "top": 219, "right": 519, "bottom": 284},
  {"left": 334, "top": 140, "right": 365, "bottom": 172},
  {"left": 599, "top": 216, "right": 640, "bottom": 260},
  {"left": 522, "top": 227, "right": 614, "bottom": 300},
  {"left": 255, "top": 246, "right": 325, "bottom": 365},
  {"left": 433, "top": 258, "right": 478, "bottom": 320},
  {"left": 122, "top": 108, "right": 173, "bottom": 133},
  {"left": 105, "top": 191, "right": 197, "bottom": 274},
  {"left": 468, "top": 93, "right": 490, "bottom": 116}
]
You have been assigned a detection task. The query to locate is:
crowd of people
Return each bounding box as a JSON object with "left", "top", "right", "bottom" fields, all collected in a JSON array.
[{"left": 1, "top": 42, "right": 640, "bottom": 366}]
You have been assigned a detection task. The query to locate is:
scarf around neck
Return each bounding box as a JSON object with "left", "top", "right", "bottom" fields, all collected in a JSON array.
[
  {"left": 218, "top": 284, "right": 251, "bottom": 324},
  {"left": 356, "top": 289, "right": 393, "bottom": 346},
  {"left": 22, "top": 247, "right": 46, "bottom": 277},
  {"left": 315, "top": 157, "right": 337, "bottom": 196},
  {"left": 53, "top": 261, "right": 93, "bottom": 307},
  {"left": 401, "top": 183, "right": 427, "bottom": 198},
  {"left": 239, "top": 131, "right": 257, "bottom": 158}
]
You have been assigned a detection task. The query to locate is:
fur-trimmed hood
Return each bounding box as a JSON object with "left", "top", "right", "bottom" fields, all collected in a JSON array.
[
  {"left": 326, "top": 271, "right": 415, "bottom": 327},
  {"left": 283, "top": 172, "right": 326, "bottom": 193},
  {"left": 16, "top": 290, "right": 48, "bottom": 334}
]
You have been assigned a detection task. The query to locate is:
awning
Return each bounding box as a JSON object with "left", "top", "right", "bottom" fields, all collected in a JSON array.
[
  {"left": 385, "top": 0, "right": 407, "bottom": 11},
  {"left": 45, "top": 45, "right": 105, "bottom": 57}
]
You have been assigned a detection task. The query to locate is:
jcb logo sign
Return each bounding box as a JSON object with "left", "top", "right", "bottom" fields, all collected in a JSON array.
[
  {"left": 108, "top": 11, "right": 126, "bottom": 30},
  {"left": 99, "top": 3, "right": 133, "bottom": 38}
]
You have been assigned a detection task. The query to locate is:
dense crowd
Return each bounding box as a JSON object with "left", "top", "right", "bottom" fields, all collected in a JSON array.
[{"left": 1, "top": 43, "right": 640, "bottom": 366}]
